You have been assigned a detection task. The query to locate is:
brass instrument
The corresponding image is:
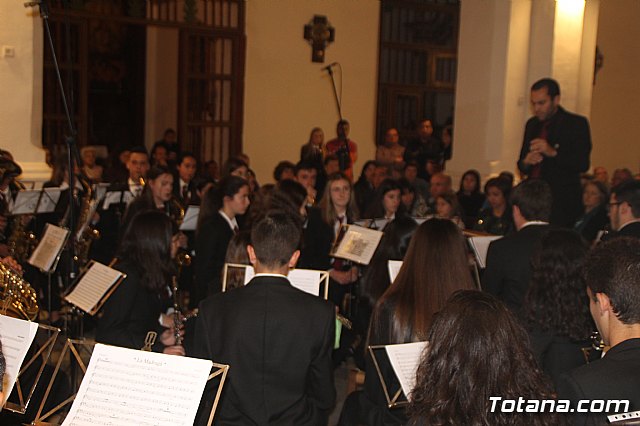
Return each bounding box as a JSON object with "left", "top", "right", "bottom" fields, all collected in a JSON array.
[
  {"left": 7, "top": 180, "right": 38, "bottom": 264},
  {"left": 0, "top": 262, "right": 39, "bottom": 321},
  {"left": 74, "top": 176, "right": 100, "bottom": 268}
]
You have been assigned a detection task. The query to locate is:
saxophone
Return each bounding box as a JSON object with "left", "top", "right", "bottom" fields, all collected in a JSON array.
[
  {"left": 74, "top": 176, "right": 100, "bottom": 268},
  {"left": 0, "top": 262, "right": 39, "bottom": 321},
  {"left": 7, "top": 180, "right": 38, "bottom": 264}
]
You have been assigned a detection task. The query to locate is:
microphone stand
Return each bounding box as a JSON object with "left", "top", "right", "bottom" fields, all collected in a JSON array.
[
  {"left": 322, "top": 63, "right": 351, "bottom": 174},
  {"left": 28, "top": 0, "right": 84, "bottom": 338}
]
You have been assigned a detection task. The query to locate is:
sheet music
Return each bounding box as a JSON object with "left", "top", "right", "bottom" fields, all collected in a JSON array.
[
  {"left": 10, "top": 190, "right": 40, "bottom": 215},
  {"left": 62, "top": 343, "right": 212, "bottom": 426},
  {"left": 103, "top": 191, "right": 135, "bottom": 209},
  {"left": 468, "top": 235, "right": 502, "bottom": 268},
  {"left": 36, "top": 188, "right": 62, "bottom": 213},
  {"left": 28, "top": 224, "right": 70, "bottom": 272},
  {"left": 354, "top": 218, "right": 389, "bottom": 231},
  {"left": 384, "top": 341, "right": 429, "bottom": 399},
  {"left": 243, "top": 266, "right": 323, "bottom": 296},
  {"left": 0, "top": 314, "right": 39, "bottom": 405},
  {"left": 179, "top": 206, "right": 200, "bottom": 231},
  {"left": 331, "top": 225, "right": 383, "bottom": 265},
  {"left": 387, "top": 260, "right": 403, "bottom": 283},
  {"left": 64, "top": 262, "right": 124, "bottom": 314},
  {"left": 95, "top": 183, "right": 110, "bottom": 202}
]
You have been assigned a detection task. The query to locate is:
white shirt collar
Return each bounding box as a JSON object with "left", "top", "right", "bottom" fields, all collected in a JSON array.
[
  {"left": 520, "top": 220, "right": 548, "bottom": 230},
  {"left": 219, "top": 209, "right": 238, "bottom": 231}
]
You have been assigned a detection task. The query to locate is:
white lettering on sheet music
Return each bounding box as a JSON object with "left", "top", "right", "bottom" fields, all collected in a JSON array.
[{"left": 62, "top": 344, "right": 212, "bottom": 426}]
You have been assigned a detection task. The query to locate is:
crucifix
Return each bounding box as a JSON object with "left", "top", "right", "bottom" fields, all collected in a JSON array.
[{"left": 304, "top": 15, "right": 335, "bottom": 63}]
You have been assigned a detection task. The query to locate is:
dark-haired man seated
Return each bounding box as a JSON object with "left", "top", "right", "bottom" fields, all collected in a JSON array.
[
  {"left": 193, "top": 212, "right": 336, "bottom": 426},
  {"left": 603, "top": 180, "right": 640, "bottom": 241},
  {"left": 483, "top": 179, "right": 553, "bottom": 315},
  {"left": 558, "top": 237, "right": 640, "bottom": 425}
]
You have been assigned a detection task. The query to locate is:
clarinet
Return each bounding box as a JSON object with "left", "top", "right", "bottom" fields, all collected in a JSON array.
[{"left": 172, "top": 276, "right": 183, "bottom": 346}]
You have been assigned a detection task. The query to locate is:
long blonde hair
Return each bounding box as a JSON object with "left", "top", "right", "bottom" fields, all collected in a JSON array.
[{"left": 319, "top": 172, "right": 359, "bottom": 226}]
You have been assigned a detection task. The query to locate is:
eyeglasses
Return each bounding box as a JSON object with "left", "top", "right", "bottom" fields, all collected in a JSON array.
[{"left": 607, "top": 201, "right": 622, "bottom": 211}]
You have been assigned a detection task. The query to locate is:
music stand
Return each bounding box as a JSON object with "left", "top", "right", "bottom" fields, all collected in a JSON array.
[
  {"left": 32, "top": 339, "right": 230, "bottom": 426},
  {"left": 62, "top": 260, "right": 127, "bottom": 316},
  {"left": 367, "top": 345, "right": 408, "bottom": 408},
  {"left": 1, "top": 322, "right": 59, "bottom": 415},
  {"left": 222, "top": 263, "right": 330, "bottom": 299}
]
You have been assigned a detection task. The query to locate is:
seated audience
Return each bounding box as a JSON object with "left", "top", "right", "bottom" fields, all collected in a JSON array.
[
  {"left": 611, "top": 167, "right": 633, "bottom": 188},
  {"left": 409, "top": 290, "right": 562, "bottom": 426},
  {"left": 474, "top": 176, "right": 514, "bottom": 236},
  {"left": 375, "top": 127, "right": 405, "bottom": 169},
  {"left": 326, "top": 119, "right": 358, "bottom": 181},
  {"left": 593, "top": 165, "right": 608, "bottom": 185},
  {"left": 557, "top": 237, "right": 640, "bottom": 424},
  {"left": 300, "top": 126, "right": 325, "bottom": 173},
  {"left": 354, "top": 160, "right": 377, "bottom": 215},
  {"left": 457, "top": 169, "right": 485, "bottom": 228},
  {"left": 425, "top": 172, "right": 452, "bottom": 213},
  {"left": 435, "top": 190, "right": 464, "bottom": 228},
  {"left": 573, "top": 180, "right": 609, "bottom": 243}
]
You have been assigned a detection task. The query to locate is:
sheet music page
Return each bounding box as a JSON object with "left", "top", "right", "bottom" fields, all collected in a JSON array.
[
  {"left": 61, "top": 343, "right": 213, "bottom": 426},
  {"left": 28, "top": 224, "right": 70, "bottom": 272},
  {"left": 387, "top": 260, "right": 403, "bottom": 283},
  {"left": 332, "top": 225, "right": 383, "bottom": 265},
  {"left": 10, "top": 190, "right": 40, "bottom": 215},
  {"left": 64, "top": 262, "right": 124, "bottom": 313},
  {"left": 0, "top": 314, "right": 39, "bottom": 405},
  {"left": 36, "top": 187, "right": 62, "bottom": 213},
  {"left": 95, "top": 183, "right": 110, "bottom": 202},
  {"left": 384, "top": 341, "right": 429, "bottom": 399},
  {"left": 242, "top": 266, "right": 322, "bottom": 296},
  {"left": 102, "top": 191, "right": 122, "bottom": 209},
  {"left": 179, "top": 206, "right": 200, "bottom": 231},
  {"left": 469, "top": 236, "right": 502, "bottom": 268}
]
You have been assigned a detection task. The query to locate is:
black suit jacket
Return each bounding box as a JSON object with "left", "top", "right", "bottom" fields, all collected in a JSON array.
[
  {"left": 518, "top": 107, "right": 591, "bottom": 227},
  {"left": 96, "top": 260, "right": 168, "bottom": 352},
  {"left": 193, "top": 275, "right": 336, "bottom": 426},
  {"left": 172, "top": 178, "right": 201, "bottom": 206},
  {"left": 557, "top": 338, "right": 640, "bottom": 425},
  {"left": 193, "top": 212, "right": 234, "bottom": 306},
  {"left": 602, "top": 221, "right": 640, "bottom": 242},
  {"left": 482, "top": 224, "right": 550, "bottom": 314}
]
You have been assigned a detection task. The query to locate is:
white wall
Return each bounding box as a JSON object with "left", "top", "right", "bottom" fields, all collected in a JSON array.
[
  {"left": 0, "top": 5, "right": 48, "bottom": 181},
  {"left": 590, "top": 0, "right": 640, "bottom": 173},
  {"left": 243, "top": 1, "right": 380, "bottom": 183}
]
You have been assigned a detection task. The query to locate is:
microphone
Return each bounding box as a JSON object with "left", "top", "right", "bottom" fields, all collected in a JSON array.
[
  {"left": 24, "top": 1, "right": 41, "bottom": 7},
  {"left": 321, "top": 62, "right": 338, "bottom": 71}
]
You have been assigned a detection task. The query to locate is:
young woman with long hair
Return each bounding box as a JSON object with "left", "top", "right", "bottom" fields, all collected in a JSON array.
[
  {"left": 457, "top": 169, "right": 485, "bottom": 228},
  {"left": 97, "top": 210, "right": 184, "bottom": 355},
  {"left": 524, "top": 229, "right": 596, "bottom": 387},
  {"left": 365, "top": 178, "right": 404, "bottom": 220},
  {"left": 409, "top": 290, "right": 563, "bottom": 426},
  {"left": 193, "top": 175, "right": 250, "bottom": 307},
  {"left": 121, "top": 165, "right": 175, "bottom": 230},
  {"left": 339, "top": 218, "right": 475, "bottom": 426}
]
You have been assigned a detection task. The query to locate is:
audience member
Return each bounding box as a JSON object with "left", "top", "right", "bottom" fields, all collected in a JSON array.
[
  {"left": 80, "top": 146, "right": 103, "bottom": 182},
  {"left": 474, "top": 177, "right": 514, "bottom": 236},
  {"left": 593, "top": 165, "right": 608, "bottom": 185},
  {"left": 354, "top": 160, "right": 377, "bottom": 215},
  {"left": 326, "top": 119, "right": 358, "bottom": 181},
  {"left": 403, "top": 118, "right": 448, "bottom": 181},
  {"left": 425, "top": 172, "right": 451, "bottom": 213},
  {"left": 435, "top": 190, "right": 463, "bottom": 228},
  {"left": 272, "top": 160, "right": 296, "bottom": 182},
  {"left": 611, "top": 167, "right": 633, "bottom": 188},
  {"left": 300, "top": 127, "right": 325, "bottom": 173},
  {"left": 457, "top": 169, "right": 485, "bottom": 228},
  {"left": 573, "top": 180, "right": 609, "bottom": 243},
  {"left": 375, "top": 127, "right": 405, "bottom": 169}
]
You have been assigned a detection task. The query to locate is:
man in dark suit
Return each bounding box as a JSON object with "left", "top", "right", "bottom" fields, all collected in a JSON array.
[
  {"left": 602, "top": 180, "right": 640, "bottom": 241},
  {"left": 557, "top": 237, "right": 640, "bottom": 425},
  {"left": 193, "top": 212, "right": 336, "bottom": 426},
  {"left": 518, "top": 78, "right": 591, "bottom": 227},
  {"left": 483, "top": 179, "right": 552, "bottom": 314}
]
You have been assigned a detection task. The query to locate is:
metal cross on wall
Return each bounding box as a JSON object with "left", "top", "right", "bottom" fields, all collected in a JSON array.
[{"left": 304, "top": 15, "right": 335, "bottom": 63}]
